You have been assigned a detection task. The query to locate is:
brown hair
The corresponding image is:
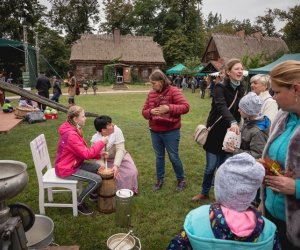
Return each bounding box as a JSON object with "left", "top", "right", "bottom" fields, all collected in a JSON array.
[
  {"left": 149, "top": 69, "right": 171, "bottom": 90},
  {"left": 270, "top": 60, "right": 300, "bottom": 88},
  {"left": 225, "top": 58, "right": 242, "bottom": 76},
  {"left": 67, "top": 105, "right": 84, "bottom": 126},
  {"left": 222, "top": 58, "right": 243, "bottom": 84}
]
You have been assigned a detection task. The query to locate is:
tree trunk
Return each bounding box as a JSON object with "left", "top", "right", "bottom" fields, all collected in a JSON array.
[{"left": 0, "top": 81, "right": 99, "bottom": 117}]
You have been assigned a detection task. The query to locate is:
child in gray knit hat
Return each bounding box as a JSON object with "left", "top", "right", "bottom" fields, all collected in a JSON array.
[
  {"left": 223, "top": 92, "right": 270, "bottom": 159},
  {"left": 167, "top": 153, "right": 280, "bottom": 249}
]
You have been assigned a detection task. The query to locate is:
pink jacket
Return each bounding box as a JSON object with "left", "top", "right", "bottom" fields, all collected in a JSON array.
[
  {"left": 142, "top": 86, "right": 189, "bottom": 132},
  {"left": 54, "top": 121, "right": 105, "bottom": 177}
]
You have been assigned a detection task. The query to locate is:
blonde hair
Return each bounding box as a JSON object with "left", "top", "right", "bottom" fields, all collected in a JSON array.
[
  {"left": 270, "top": 60, "right": 300, "bottom": 88},
  {"left": 250, "top": 74, "right": 270, "bottom": 89},
  {"left": 149, "top": 69, "right": 171, "bottom": 90},
  {"left": 67, "top": 105, "right": 84, "bottom": 126}
]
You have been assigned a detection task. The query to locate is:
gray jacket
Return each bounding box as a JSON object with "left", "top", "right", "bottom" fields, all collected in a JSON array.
[
  {"left": 233, "top": 117, "right": 269, "bottom": 159},
  {"left": 262, "top": 110, "right": 300, "bottom": 247}
]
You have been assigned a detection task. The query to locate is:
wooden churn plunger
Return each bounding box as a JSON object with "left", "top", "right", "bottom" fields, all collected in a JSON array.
[{"left": 97, "top": 145, "right": 116, "bottom": 213}]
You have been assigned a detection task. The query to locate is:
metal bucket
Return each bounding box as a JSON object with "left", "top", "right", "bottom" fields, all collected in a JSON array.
[
  {"left": 107, "top": 231, "right": 141, "bottom": 250},
  {"left": 115, "top": 189, "right": 133, "bottom": 228},
  {"left": 25, "top": 215, "right": 54, "bottom": 249}
]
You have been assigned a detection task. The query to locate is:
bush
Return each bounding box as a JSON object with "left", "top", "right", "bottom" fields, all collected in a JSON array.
[{"left": 104, "top": 65, "right": 116, "bottom": 84}]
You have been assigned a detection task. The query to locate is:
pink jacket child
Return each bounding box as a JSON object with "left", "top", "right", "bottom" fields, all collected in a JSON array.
[
  {"left": 55, "top": 121, "right": 106, "bottom": 177},
  {"left": 54, "top": 105, "right": 107, "bottom": 215}
]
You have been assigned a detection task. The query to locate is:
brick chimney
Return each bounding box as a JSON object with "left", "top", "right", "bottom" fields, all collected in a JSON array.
[
  {"left": 113, "top": 28, "right": 121, "bottom": 45},
  {"left": 236, "top": 30, "right": 245, "bottom": 40},
  {"left": 252, "top": 31, "right": 262, "bottom": 42}
]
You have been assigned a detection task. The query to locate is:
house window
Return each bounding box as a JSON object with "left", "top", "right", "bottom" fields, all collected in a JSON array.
[
  {"left": 207, "top": 51, "right": 215, "bottom": 60},
  {"left": 142, "top": 69, "right": 148, "bottom": 78}
]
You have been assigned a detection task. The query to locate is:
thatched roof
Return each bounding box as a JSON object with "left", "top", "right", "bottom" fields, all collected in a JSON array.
[
  {"left": 70, "top": 31, "right": 165, "bottom": 64},
  {"left": 202, "top": 31, "right": 289, "bottom": 63}
]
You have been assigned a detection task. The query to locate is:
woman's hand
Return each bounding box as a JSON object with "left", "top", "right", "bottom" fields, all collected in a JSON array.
[
  {"left": 229, "top": 123, "right": 240, "bottom": 135},
  {"left": 151, "top": 105, "right": 169, "bottom": 115},
  {"left": 157, "top": 105, "right": 169, "bottom": 114},
  {"left": 265, "top": 175, "right": 296, "bottom": 195},
  {"left": 112, "top": 165, "right": 120, "bottom": 179}
]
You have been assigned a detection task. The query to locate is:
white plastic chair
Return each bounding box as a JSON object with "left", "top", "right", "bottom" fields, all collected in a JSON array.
[{"left": 30, "top": 134, "right": 81, "bottom": 216}]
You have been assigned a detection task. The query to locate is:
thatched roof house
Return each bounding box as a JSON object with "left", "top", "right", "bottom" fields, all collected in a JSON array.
[
  {"left": 70, "top": 29, "right": 165, "bottom": 83},
  {"left": 201, "top": 31, "right": 289, "bottom": 73}
]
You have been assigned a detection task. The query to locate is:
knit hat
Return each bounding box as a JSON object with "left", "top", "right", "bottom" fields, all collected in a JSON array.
[
  {"left": 239, "top": 92, "right": 263, "bottom": 116},
  {"left": 214, "top": 153, "right": 265, "bottom": 212}
]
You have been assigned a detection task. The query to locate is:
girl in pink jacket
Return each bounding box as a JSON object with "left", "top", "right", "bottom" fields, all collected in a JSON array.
[{"left": 55, "top": 105, "right": 108, "bottom": 215}]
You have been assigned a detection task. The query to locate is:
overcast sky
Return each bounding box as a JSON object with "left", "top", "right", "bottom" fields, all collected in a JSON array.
[
  {"left": 40, "top": 0, "right": 298, "bottom": 30},
  {"left": 201, "top": 0, "right": 298, "bottom": 29}
]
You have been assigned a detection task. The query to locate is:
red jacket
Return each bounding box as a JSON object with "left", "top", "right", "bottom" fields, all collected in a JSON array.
[
  {"left": 142, "top": 86, "right": 189, "bottom": 132},
  {"left": 54, "top": 122, "right": 105, "bottom": 177}
]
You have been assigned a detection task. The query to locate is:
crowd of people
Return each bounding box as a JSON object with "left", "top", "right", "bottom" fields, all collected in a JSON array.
[
  {"left": 1, "top": 58, "right": 299, "bottom": 249},
  {"left": 166, "top": 59, "right": 300, "bottom": 250}
]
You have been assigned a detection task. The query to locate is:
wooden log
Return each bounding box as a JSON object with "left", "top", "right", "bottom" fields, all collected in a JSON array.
[{"left": 0, "top": 81, "right": 99, "bottom": 117}]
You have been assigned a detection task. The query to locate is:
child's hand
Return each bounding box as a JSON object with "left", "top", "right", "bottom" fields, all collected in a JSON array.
[
  {"left": 101, "top": 136, "right": 108, "bottom": 144},
  {"left": 223, "top": 141, "right": 236, "bottom": 153}
]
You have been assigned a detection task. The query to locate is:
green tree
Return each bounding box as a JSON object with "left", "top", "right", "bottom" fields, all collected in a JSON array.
[
  {"left": 182, "top": 56, "right": 200, "bottom": 76},
  {"left": 36, "top": 25, "right": 71, "bottom": 77},
  {"left": 0, "top": 0, "right": 46, "bottom": 43},
  {"left": 205, "top": 12, "right": 222, "bottom": 31},
  {"left": 130, "top": 0, "right": 160, "bottom": 36},
  {"left": 275, "top": 5, "right": 300, "bottom": 53},
  {"left": 100, "top": 0, "right": 134, "bottom": 34},
  {"left": 162, "top": 29, "right": 192, "bottom": 66},
  {"left": 49, "top": 0, "right": 100, "bottom": 44},
  {"left": 255, "top": 8, "right": 279, "bottom": 37}
]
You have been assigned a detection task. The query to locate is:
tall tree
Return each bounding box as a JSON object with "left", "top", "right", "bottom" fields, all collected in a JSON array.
[
  {"left": 255, "top": 8, "right": 279, "bottom": 37},
  {"left": 36, "top": 25, "right": 71, "bottom": 77},
  {"left": 162, "top": 28, "right": 192, "bottom": 66},
  {"left": 0, "top": 0, "right": 46, "bottom": 43},
  {"left": 205, "top": 12, "right": 222, "bottom": 31},
  {"left": 130, "top": 0, "right": 160, "bottom": 36},
  {"left": 275, "top": 5, "right": 300, "bottom": 53},
  {"left": 100, "top": 0, "right": 134, "bottom": 34},
  {"left": 49, "top": 0, "right": 100, "bottom": 44}
]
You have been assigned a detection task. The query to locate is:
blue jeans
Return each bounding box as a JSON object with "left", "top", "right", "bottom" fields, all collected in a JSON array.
[
  {"left": 65, "top": 162, "right": 101, "bottom": 205},
  {"left": 201, "top": 151, "right": 230, "bottom": 195},
  {"left": 150, "top": 129, "right": 184, "bottom": 181}
]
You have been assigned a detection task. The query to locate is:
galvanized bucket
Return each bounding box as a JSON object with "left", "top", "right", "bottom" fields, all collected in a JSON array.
[
  {"left": 25, "top": 215, "right": 54, "bottom": 249},
  {"left": 107, "top": 231, "right": 141, "bottom": 250}
]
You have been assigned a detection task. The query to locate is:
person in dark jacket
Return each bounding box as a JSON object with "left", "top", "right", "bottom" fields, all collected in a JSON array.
[
  {"left": 142, "top": 69, "right": 190, "bottom": 192},
  {"left": 36, "top": 72, "right": 51, "bottom": 110},
  {"left": 192, "top": 58, "right": 245, "bottom": 201},
  {"left": 51, "top": 76, "right": 62, "bottom": 102}
]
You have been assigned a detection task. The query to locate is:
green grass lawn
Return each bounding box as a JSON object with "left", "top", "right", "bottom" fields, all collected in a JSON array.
[{"left": 0, "top": 88, "right": 214, "bottom": 249}]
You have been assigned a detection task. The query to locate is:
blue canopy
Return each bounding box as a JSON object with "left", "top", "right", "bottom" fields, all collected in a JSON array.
[
  {"left": 166, "top": 64, "right": 186, "bottom": 75},
  {"left": 249, "top": 53, "right": 300, "bottom": 74}
]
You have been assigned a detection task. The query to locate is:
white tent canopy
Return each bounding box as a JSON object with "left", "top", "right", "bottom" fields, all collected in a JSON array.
[{"left": 209, "top": 70, "right": 248, "bottom": 77}]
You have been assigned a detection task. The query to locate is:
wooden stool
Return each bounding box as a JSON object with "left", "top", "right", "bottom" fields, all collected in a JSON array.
[{"left": 98, "top": 168, "right": 116, "bottom": 213}]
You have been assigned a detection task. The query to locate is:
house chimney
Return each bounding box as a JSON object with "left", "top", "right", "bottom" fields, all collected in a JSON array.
[
  {"left": 252, "top": 31, "right": 262, "bottom": 42},
  {"left": 236, "top": 30, "right": 245, "bottom": 40},
  {"left": 113, "top": 28, "right": 121, "bottom": 44}
]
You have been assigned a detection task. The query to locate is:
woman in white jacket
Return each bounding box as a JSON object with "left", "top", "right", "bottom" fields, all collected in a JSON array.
[{"left": 250, "top": 74, "right": 278, "bottom": 124}]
